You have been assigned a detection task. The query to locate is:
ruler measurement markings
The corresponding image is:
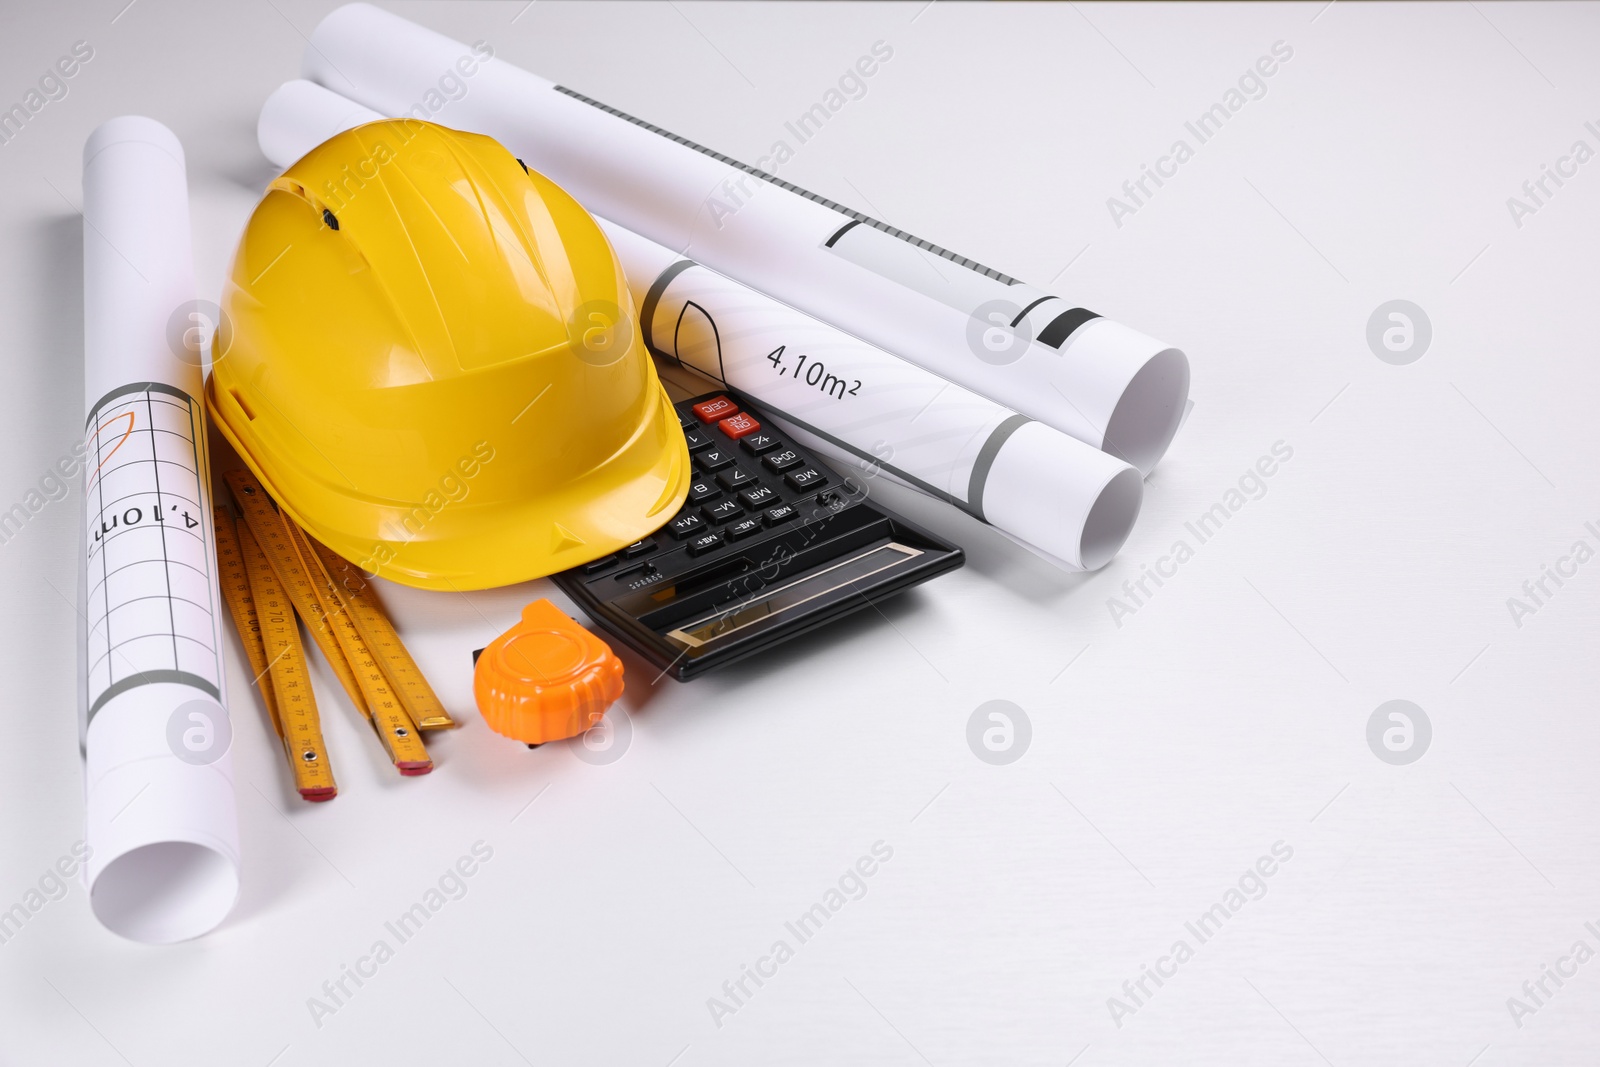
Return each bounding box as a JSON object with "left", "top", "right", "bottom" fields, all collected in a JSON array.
[
  {"left": 226, "top": 474, "right": 371, "bottom": 719},
  {"left": 233, "top": 518, "right": 336, "bottom": 800},
  {"left": 310, "top": 539, "right": 456, "bottom": 731},
  {"left": 213, "top": 507, "right": 280, "bottom": 732},
  {"left": 286, "top": 522, "right": 432, "bottom": 771},
  {"left": 227, "top": 470, "right": 430, "bottom": 774},
  {"left": 228, "top": 475, "right": 370, "bottom": 715}
]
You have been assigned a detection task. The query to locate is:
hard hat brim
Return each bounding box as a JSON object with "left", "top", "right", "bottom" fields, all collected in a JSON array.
[{"left": 207, "top": 376, "right": 690, "bottom": 591}]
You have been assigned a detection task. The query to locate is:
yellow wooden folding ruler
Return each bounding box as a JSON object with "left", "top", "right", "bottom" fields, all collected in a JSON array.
[
  {"left": 222, "top": 469, "right": 454, "bottom": 784},
  {"left": 213, "top": 506, "right": 338, "bottom": 801},
  {"left": 304, "top": 537, "right": 454, "bottom": 730}
]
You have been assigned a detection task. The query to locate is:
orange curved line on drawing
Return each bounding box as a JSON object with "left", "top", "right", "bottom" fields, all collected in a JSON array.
[{"left": 86, "top": 411, "right": 136, "bottom": 489}]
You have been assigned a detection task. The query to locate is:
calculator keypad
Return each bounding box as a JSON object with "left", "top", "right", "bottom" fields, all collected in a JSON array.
[
  {"left": 550, "top": 389, "right": 965, "bottom": 683},
  {"left": 597, "top": 394, "right": 843, "bottom": 573}
]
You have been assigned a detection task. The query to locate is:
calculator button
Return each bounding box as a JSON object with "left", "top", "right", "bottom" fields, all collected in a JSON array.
[
  {"left": 692, "top": 396, "right": 739, "bottom": 423},
  {"left": 581, "top": 555, "right": 617, "bottom": 574},
  {"left": 716, "top": 467, "right": 754, "bottom": 490},
  {"left": 686, "top": 531, "right": 725, "bottom": 555},
  {"left": 703, "top": 500, "right": 743, "bottom": 525},
  {"left": 696, "top": 448, "right": 735, "bottom": 471},
  {"left": 739, "top": 485, "right": 778, "bottom": 509},
  {"left": 686, "top": 479, "right": 721, "bottom": 503},
  {"left": 677, "top": 409, "right": 695, "bottom": 430},
  {"left": 740, "top": 432, "right": 781, "bottom": 455},
  {"left": 726, "top": 516, "right": 763, "bottom": 540},
  {"left": 763, "top": 504, "right": 798, "bottom": 526},
  {"left": 621, "top": 539, "right": 656, "bottom": 558},
  {"left": 762, "top": 448, "right": 802, "bottom": 473},
  {"left": 683, "top": 428, "right": 714, "bottom": 453},
  {"left": 785, "top": 467, "right": 827, "bottom": 491},
  {"left": 718, "top": 412, "right": 760, "bottom": 439},
  {"left": 667, "top": 512, "right": 706, "bottom": 539}
]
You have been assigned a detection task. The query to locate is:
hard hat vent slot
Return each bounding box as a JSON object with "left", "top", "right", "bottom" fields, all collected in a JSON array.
[
  {"left": 229, "top": 388, "right": 256, "bottom": 421},
  {"left": 269, "top": 179, "right": 330, "bottom": 224}
]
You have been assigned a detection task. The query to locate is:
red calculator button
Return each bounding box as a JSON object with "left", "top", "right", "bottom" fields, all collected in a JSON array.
[
  {"left": 718, "top": 412, "right": 761, "bottom": 439},
  {"left": 692, "top": 396, "right": 739, "bottom": 423}
]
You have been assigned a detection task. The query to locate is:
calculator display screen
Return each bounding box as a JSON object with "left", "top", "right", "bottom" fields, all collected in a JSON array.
[{"left": 665, "top": 542, "right": 922, "bottom": 649}]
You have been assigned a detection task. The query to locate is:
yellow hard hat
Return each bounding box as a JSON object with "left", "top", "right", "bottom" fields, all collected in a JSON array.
[{"left": 207, "top": 120, "right": 688, "bottom": 590}]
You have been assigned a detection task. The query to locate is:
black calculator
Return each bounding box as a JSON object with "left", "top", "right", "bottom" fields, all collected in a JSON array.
[{"left": 550, "top": 389, "right": 964, "bottom": 680}]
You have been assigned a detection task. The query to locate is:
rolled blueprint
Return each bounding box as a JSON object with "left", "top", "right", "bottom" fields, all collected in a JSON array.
[
  {"left": 256, "top": 76, "right": 395, "bottom": 169},
  {"left": 297, "top": 3, "right": 1191, "bottom": 474},
  {"left": 81, "top": 116, "right": 240, "bottom": 942},
  {"left": 256, "top": 83, "right": 1142, "bottom": 570},
  {"left": 606, "top": 224, "right": 1143, "bottom": 570}
]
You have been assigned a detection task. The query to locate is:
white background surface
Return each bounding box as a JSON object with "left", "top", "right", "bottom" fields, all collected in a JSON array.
[{"left": 2, "top": 2, "right": 1598, "bottom": 1064}]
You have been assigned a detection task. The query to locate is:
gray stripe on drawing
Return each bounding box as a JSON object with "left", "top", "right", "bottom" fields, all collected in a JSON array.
[
  {"left": 966, "top": 413, "right": 1031, "bottom": 522},
  {"left": 87, "top": 380, "right": 192, "bottom": 428},
  {"left": 88, "top": 669, "right": 220, "bottom": 723}
]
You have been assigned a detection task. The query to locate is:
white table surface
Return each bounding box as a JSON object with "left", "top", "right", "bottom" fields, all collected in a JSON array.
[{"left": 3, "top": 2, "right": 1598, "bottom": 1064}]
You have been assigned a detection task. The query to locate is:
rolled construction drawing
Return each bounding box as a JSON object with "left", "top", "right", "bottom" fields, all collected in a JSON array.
[
  {"left": 256, "top": 76, "right": 396, "bottom": 170},
  {"left": 605, "top": 224, "right": 1143, "bottom": 570},
  {"left": 81, "top": 116, "right": 240, "bottom": 942},
  {"left": 256, "top": 83, "right": 1142, "bottom": 570},
  {"left": 258, "top": 79, "right": 381, "bottom": 164},
  {"left": 297, "top": 3, "right": 1191, "bottom": 475}
]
